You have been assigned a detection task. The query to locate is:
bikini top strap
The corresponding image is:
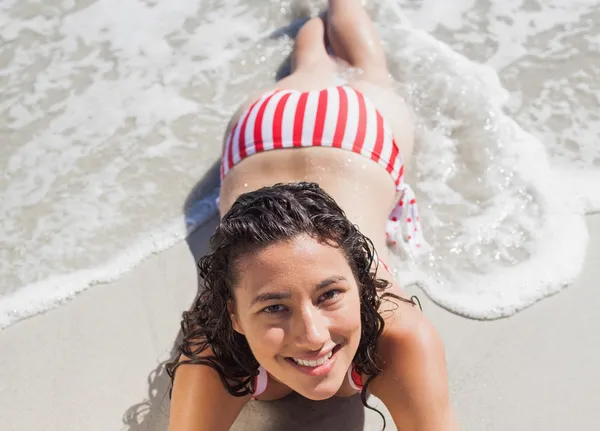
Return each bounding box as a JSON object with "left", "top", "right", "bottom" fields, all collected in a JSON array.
[
  {"left": 377, "top": 256, "right": 392, "bottom": 274},
  {"left": 254, "top": 365, "right": 364, "bottom": 397},
  {"left": 252, "top": 365, "right": 269, "bottom": 399},
  {"left": 347, "top": 365, "right": 364, "bottom": 392}
]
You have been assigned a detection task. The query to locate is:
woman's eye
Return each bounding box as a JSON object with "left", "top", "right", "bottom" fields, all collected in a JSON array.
[
  {"left": 319, "top": 290, "right": 341, "bottom": 303},
  {"left": 262, "top": 304, "right": 286, "bottom": 314}
]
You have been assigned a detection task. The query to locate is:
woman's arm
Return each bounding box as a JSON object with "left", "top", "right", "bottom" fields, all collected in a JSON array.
[
  {"left": 169, "top": 353, "right": 251, "bottom": 431},
  {"left": 370, "top": 304, "right": 459, "bottom": 431}
]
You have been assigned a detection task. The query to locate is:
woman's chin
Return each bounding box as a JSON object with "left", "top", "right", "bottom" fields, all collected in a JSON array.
[
  {"left": 297, "top": 384, "right": 341, "bottom": 401},
  {"left": 293, "top": 373, "right": 347, "bottom": 400}
]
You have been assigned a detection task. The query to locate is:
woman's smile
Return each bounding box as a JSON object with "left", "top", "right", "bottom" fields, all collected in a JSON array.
[{"left": 282, "top": 343, "right": 344, "bottom": 377}]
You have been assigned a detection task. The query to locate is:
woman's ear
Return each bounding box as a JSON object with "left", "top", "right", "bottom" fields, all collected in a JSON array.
[{"left": 228, "top": 301, "right": 244, "bottom": 335}]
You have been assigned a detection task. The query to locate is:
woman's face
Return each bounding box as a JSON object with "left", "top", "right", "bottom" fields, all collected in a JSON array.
[{"left": 230, "top": 234, "right": 362, "bottom": 400}]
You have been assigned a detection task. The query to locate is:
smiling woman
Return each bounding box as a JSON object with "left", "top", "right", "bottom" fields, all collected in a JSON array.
[
  {"left": 166, "top": 1, "right": 457, "bottom": 430},
  {"left": 168, "top": 183, "right": 400, "bottom": 404},
  {"left": 231, "top": 226, "right": 367, "bottom": 400},
  {"left": 167, "top": 184, "right": 453, "bottom": 430}
]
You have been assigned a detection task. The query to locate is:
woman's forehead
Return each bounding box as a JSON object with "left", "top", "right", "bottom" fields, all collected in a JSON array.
[{"left": 233, "top": 235, "right": 352, "bottom": 292}]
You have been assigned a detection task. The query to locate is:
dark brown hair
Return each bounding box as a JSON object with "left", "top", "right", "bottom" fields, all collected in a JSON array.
[{"left": 167, "top": 182, "right": 413, "bottom": 428}]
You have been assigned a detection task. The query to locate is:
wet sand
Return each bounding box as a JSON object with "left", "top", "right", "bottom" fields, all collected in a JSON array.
[{"left": 1, "top": 214, "right": 598, "bottom": 431}]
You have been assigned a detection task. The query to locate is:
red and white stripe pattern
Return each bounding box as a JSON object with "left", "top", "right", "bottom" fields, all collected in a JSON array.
[
  {"left": 253, "top": 364, "right": 363, "bottom": 396},
  {"left": 251, "top": 365, "right": 268, "bottom": 400},
  {"left": 221, "top": 86, "right": 426, "bottom": 255},
  {"left": 347, "top": 366, "right": 364, "bottom": 392}
]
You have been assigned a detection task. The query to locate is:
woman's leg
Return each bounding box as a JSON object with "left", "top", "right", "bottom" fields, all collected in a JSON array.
[
  {"left": 326, "top": 0, "right": 415, "bottom": 163},
  {"left": 275, "top": 16, "right": 338, "bottom": 91},
  {"left": 326, "top": 0, "right": 389, "bottom": 83},
  {"left": 224, "top": 16, "right": 338, "bottom": 135}
]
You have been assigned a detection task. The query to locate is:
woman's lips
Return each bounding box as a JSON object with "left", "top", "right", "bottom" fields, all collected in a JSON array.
[
  {"left": 288, "top": 344, "right": 338, "bottom": 362},
  {"left": 284, "top": 344, "right": 343, "bottom": 377},
  {"left": 286, "top": 343, "right": 343, "bottom": 361}
]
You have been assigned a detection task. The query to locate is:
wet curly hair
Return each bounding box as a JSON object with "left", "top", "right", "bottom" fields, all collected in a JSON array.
[{"left": 166, "top": 182, "right": 411, "bottom": 427}]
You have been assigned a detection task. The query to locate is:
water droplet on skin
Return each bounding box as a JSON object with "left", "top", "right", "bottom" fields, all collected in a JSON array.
[{"left": 244, "top": 183, "right": 248, "bottom": 188}]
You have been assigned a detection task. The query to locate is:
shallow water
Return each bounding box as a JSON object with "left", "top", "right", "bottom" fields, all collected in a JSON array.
[{"left": 0, "top": 0, "right": 597, "bottom": 327}]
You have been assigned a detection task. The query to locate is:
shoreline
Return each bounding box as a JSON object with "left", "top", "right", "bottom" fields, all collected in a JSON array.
[
  {"left": 1, "top": 214, "right": 598, "bottom": 430},
  {"left": 0, "top": 184, "right": 221, "bottom": 331}
]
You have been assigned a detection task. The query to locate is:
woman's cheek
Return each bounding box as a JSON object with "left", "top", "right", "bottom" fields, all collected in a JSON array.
[
  {"left": 334, "top": 313, "right": 361, "bottom": 334},
  {"left": 248, "top": 324, "right": 287, "bottom": 355},
  {"left": 331, "top": 299, "right": 362, "bottom": 330}
]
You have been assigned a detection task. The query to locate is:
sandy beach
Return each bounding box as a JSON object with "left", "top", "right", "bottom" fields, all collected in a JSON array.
[
  {"left": 2, "top": 1, "right": 600, "bottom": 430},
  {"left": 1, "top": 214, "right": 598, "bottom": 431}
]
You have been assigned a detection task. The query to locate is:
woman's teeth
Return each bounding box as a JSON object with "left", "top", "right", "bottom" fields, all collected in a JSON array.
[{"left": 291, "top": 350, "right": 333, "bottom": 367}]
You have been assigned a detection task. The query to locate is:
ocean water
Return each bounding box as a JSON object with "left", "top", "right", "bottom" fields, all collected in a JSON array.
[{"left": 1, "top": 0, "right": 598, "bottom": 328}]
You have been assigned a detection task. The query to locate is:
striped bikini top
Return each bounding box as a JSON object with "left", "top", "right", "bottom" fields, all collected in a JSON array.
[{"left": 252, "top": 364, "right": 364, "bottom": 400}]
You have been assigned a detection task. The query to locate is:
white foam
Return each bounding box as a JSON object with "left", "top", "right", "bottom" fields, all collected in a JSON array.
[
  {"left": 399, "top": 0, "right": 600, "bottom": 211},
  {"left": 0, "top": 218, "right": 184, "bottom": 329},
  {"left": 0, "top": 0, "right": 597, "bottom": 327},
  {"left": 372, "top": 1, "right": 591, "bottom": 318},
  {"left": 0, "top": 188, "right": 219, "bottom": 329},
  {"left": 1, "top": 0, "right": 273, "bottom": 328}
]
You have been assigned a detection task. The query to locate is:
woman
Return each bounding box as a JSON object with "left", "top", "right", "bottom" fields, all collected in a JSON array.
[{"left": 167, "top": 1, "right": 457, "bottom": 430}]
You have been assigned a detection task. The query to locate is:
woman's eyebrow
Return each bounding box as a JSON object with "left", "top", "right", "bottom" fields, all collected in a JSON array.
[
  {"left": 316, "top": 276, "right": 347, "bottom": 290},
  {"left": 251, "top": 291, "right": 291, "bottom": 307},
  {"left": 250, "top": 276, "right": 347, "bottom": 307}
]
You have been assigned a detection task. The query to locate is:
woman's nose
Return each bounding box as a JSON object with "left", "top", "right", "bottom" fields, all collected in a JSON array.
[{"left": 293, "top": 305, "right": 329, "bottom": 349}]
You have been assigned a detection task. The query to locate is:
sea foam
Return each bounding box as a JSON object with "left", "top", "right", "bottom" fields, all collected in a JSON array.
[{"left": 0, "top": 0, "right": 596, "bottom": 328}]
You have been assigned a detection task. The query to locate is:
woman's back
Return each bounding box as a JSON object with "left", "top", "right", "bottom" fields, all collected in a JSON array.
[
  {"left": 219, "top": 82, "right": 415, "bottom": 257},
  {"left": 220, "top": 146, "right": 396, "bottom": 253}
]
